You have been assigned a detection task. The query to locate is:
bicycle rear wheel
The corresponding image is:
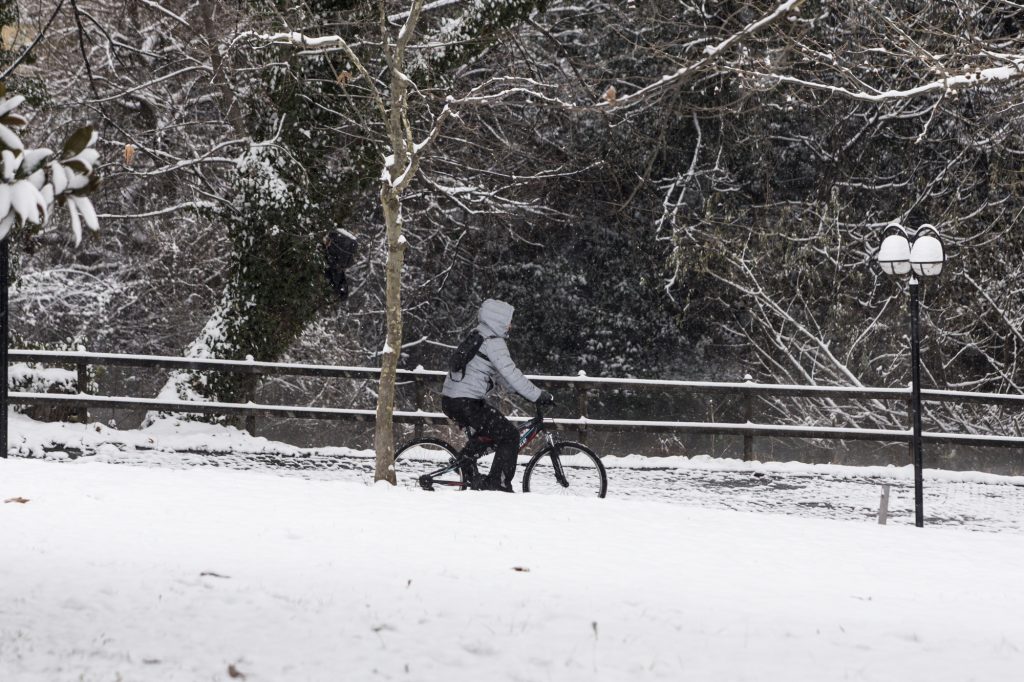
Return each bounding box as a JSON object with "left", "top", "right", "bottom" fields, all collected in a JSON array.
[
  {"left": 522, "top": 441, "right": 607, "bottom": 498},
  {"left": 393, "top": 438, "right": 467, "bottom": 491}
]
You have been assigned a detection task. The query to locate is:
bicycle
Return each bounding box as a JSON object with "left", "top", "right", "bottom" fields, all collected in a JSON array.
[{"left": 394, "top": 406, "right": 608, "bottom": 497}]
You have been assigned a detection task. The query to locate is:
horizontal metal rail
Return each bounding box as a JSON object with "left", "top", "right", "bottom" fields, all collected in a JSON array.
[
  {"left": 11, "top": 392, "right": 1024, "bottom": 449},
  {"left": 8, "top": 350, "right": 1024, "bottom": 453},
  {"left": 10, "top": 349, "right": 1024, "bottom": 405}
]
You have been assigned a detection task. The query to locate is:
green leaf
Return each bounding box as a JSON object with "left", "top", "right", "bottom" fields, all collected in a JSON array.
[{"left": 62, "top": 126, "right": 94, "bottom": 160}]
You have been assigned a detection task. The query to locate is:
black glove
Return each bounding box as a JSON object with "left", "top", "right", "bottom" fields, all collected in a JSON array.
[{"left": 535, "top": 390, "right": 554, "bottom": 406}]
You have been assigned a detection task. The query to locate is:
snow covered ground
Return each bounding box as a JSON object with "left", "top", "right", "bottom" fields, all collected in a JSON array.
[
  {"left": 3, "top": 413, "right": 1024, "bottom": 681},
  {"left": 8, "top": 412, "right": 1024, "bottom": 533}
]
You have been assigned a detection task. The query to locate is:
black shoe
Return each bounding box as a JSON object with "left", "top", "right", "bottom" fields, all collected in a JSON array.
[{"left": 470, "top": 474, "right": 514, "bottom": 493}]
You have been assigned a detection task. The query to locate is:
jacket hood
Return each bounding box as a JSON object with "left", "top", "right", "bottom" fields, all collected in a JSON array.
[{"left": 477, "top": 298, "right": 514, "bottom": 338}]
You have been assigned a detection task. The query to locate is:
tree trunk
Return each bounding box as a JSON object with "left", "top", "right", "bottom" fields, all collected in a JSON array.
[{"left": 374, "top": 188, "right": 406, "bottom": 483}]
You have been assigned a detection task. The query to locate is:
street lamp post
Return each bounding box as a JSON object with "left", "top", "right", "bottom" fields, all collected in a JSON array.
[
  {"left": 1, "top": 237, "right": 6, "bottom": 460},
  {"left": 877, "top": 223, "right": 945, "bottom": 528}
]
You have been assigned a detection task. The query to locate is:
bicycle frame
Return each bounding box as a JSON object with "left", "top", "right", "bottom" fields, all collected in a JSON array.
[{"left": 418, "top": 408, "right": 567, "bottom": 490}]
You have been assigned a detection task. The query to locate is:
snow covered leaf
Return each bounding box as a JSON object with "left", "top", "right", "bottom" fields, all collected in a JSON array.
[
  {"left": 61, "top": 126, "right": 95, "bottom": 160},
  {"left": 3, "top": 497, "right": 30, "bottom": 504},
  {"left": 0, "top": 183, "right": 10, "bottom": 219},
  {"left": 0, "top": 123, "right": 24, "bottom": 151},
  {"left": 0, "top": 95, "right": 25, "bottom": 118},
  {"left": 0, "top": 213, "right": 13, "bottom": 241},
  {"left": 2, "top": 149, "right": 19, "bottom": 181},
  {"left": 22, "top": 148, "right": 53, "bottom": 174},
  {"left": 67, "top": 168, "right": 90, "bottom": 192},
  {"left": 71, "top": 195, "right": 99, "bottom": 231},
  {"left": 67, "top": 198, "right": 82, "bottom": 245},
  {"left": 10, "top": 179, "right": 42, "bottom": 225},
  {"left": 28, "top": 168, "right": 45, "bottom": 190},
  {"left": 64, "top": 148, "right": 100, "bottom": 176},
  {"left": 50, "top": 161, "right": 68, "bottom": 195}
]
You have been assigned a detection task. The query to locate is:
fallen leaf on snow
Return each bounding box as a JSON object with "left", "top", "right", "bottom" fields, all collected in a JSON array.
[
  {"left": 4, "top": 497, "right": 29, "bottom": 504},
  {"left": 512, "top": 566, "right": 530, "bottom": 572},
  {"left": 228, "top": 663, "right": 246, "bottom": 679}
]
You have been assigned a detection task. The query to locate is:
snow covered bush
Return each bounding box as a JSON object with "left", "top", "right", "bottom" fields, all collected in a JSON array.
[
  {"left": 0, "top": 83, "right": 101, "bottom": 244},
  {"left": 8, "top": 338, "right": 97, "bottom": 423}
]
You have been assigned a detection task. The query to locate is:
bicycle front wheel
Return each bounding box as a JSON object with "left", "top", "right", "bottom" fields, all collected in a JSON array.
[
  {"left": 522, "top": 441, "right": 607, "bottom": 498},
  {"left": 393, "top": 438, "right": 467, "bottom": 491}
]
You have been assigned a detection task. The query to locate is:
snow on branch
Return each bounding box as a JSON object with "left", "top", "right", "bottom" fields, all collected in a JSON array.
[
  {"left": 386, "top": 0, "right": 462, "bottom": 24},
  {"left": 240, "top": 30, "right": 348, "bottom": 51},
  {"left": 606, "top": 0, "right": 805, "bottom": 108},
  {"left": 86, "top": 66, "right": 211, "bottom": 104},
  {"left": 454, "top": 77, "right": 576, "bottom": 109},
  {"left": 97, "top": 201, "right": 217, "bottom": 220},
  {"left": 138, "top": 0, "right": 189, "bottom": 27},
  {"left": 752, "top": 58, "right": 1024, "bottom": 102},
  {"left": 239, "top": 30, "right": 387, "bottom": 119},
  {"left": 381, "top": 76, "right": 574, "bottom": 191}
]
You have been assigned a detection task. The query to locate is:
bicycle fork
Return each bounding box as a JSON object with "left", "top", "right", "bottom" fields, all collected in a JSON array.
[{"left": 545, "top": 435, "right": 571, "bottom": 489}]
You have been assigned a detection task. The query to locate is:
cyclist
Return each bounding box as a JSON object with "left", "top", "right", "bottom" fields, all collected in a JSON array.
[{"left": 441, "top": 298, "right": 554, "bottom": 492}]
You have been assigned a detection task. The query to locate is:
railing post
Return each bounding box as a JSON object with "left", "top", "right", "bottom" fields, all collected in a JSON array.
[
  {"left": 76, "top": 345, "right": 89, "bottom": 425},
  {"left": 742, "top": 374, "right": 753, "bottom": 462},
  {"left": 414, "top": 371, "right": 425, "bottom": 440},
  {"left": 244, "top": 355, "right": 257, "bottom": 436},
  {"left": 878, "top": 484, "right": 891, "bottom": 525},
  {"left": 575, "top": 371, "right": 588, "bottom": 442}
]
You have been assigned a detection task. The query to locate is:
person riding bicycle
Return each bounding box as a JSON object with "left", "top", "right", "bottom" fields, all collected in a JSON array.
[{"left": 441, "top": 298, "right": 554, "bottom": 492}]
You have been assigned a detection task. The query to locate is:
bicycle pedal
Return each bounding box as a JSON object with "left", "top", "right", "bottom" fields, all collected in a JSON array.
[{"left": 418, "top": 475, "right": 434, "bottom": 491}]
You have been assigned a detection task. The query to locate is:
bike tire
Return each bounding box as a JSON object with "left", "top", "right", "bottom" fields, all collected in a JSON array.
[
  {"left": 393, "top": 438, "right": 467, "bottom": 491},
  {"left": 522, "top": 441, "right": 607, "bottom": 498}
]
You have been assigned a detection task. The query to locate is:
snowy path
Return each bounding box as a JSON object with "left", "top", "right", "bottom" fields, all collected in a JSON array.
[
  {"left": 2, "top": 458, "right": 1024, "bottom": 682},
  {"left": 8, "top": 412, "right": 1024, "bottom": 534},
  {"left": 93, "top": 449, "right": 1024, "bottom": 533}
]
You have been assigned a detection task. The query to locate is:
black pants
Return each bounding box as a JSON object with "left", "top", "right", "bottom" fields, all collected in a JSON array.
[{"left": 441, "top": 397, "right": 519, "bottom": 486}]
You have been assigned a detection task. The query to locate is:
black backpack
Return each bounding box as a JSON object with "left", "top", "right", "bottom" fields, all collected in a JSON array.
[{"left": 448, "top": 330, "right": 495, "bottom": 379}]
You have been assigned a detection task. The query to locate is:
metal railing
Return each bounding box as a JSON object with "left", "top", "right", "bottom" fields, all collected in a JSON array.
[{"left": 7, "top": 349, "right": 1024, "bottom": 456}]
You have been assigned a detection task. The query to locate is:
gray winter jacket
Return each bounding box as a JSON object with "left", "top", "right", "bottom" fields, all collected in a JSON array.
[{"left": 441, "top": 299, "right": 543, "bottom": 403}]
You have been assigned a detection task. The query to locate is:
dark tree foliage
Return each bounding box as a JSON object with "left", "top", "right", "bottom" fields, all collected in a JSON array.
[{"left": 7, "top": 0, "right": 1024, "bottom": 441}]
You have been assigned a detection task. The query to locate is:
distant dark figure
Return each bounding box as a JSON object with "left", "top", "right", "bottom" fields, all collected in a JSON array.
[{"left": 323, "top": 229, "right": 357, "bottom": 300}]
